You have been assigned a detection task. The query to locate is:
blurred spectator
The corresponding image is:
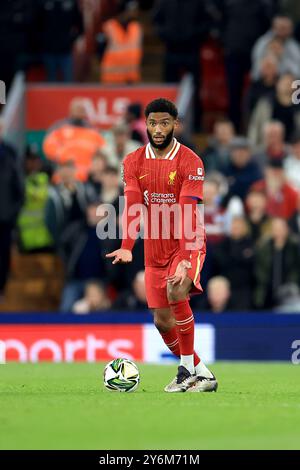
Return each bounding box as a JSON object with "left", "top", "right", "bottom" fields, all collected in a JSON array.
[
  {"left": 55, "top": 198, "right": 117, "bottom": 312},
  {"left": 277, "top": 0, "right": 300, "bottom": 42},
  {"left": 100, "top": 166, "right": 122, "bottom": 208},
  {"left": 174, "top": 120, "right": 196, "bottom": 152},
  {"left": 202, "top": 171, "right": 245, "bottom": 289},
  {"left": 0, "top": 121, "right": 24, "bottom": 297},
  {"left": 223, "top": 137, "right": 262, "bottom": 201},
  {"left": 24, "top": 143, "right": 54, "bottom": 178},
  {"left": 72, "top": 280, "right": 111, "bottom": 313},
  {"left": 37, "top": 0, "right": 83, "bottom": 82},
  {"left": 0, "top": 0, "right": 36, "bottom": 90},
  {"left": 85, "top": 150, "right": 108, "bottom": 202},
  {"left": 202, "top": 119, "right": 235, "bottom": 173},
  {"left": 251, "top": 159, "right": 298, "bottom": 219},
  {"left": 98, "top": 0, "right": 142, "bottom": 84},
  {"left": 113, "top": 270, "right": 147, "bottom": 310},
  {"left": 284, "top": 133, "right": 300, "bottom": 189},
  {"left": 103, "top": 123, "right": 140, "bottom": 169},
  {"left": 48, "top": 97, "right": 90, "bottom": 129},
  {"left": 254, "top": 217, "right": 300, "bottom": 309},
  {"left": 289, "top": 192, "right": 300, "bottom": 236},
  {"left": 204, "top": 171, "right": 244, "bottom": 241},
  {"left": 217, "top": 0, "right": 273, "bottom": 131},
  {"left": 244, "top": 55, "right": 279, "bottom": 123},
  {"left": 251, "top": 15, "right": 300, "bottom": 80},
  {"left": 274, "top": 283, "right": 300, "bottom": 313},
  {"left": 206, "top": 276, "right": 232, "bottom": 313},
  {"left": 124, "top": 103, "right": 148, "bottom": 145},
  {"left": 43, "top": 98, "right": 106, "bottom": 181},
  {"left": 248, "top": 73, "right": 300, "bottom": 146},
  {"left": 45, "top": 160, "right": 89, "bottom": 246},
  {"left": 245, "top": 190, "right": 272, "bottom": 244},
  {"left": 204, "top": 175, "right": 226, "bottom": 246},
  {"left": 17, "top": 147, "right": 53, "bottom": 253},
  {"left": 254, "top": 121, "right": 289, "bottom": 169},
  {"left": 213, "top": 216, "right": 254, "bottom": 310},
  {"left": 153, "top": 0, "right": 210, "bottom": 129},
  {"left": 201, "top": 174, "right": 226, "bottom": 288}
]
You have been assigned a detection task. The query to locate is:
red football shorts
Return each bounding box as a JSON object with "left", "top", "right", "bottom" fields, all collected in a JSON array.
[{"left": 144, "top": 250, "right": 205, "bottom": 309}]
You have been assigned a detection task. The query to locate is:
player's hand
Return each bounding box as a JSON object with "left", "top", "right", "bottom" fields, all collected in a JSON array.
[
  {"left": 105, "top": 249, "right": 133, "bottom": 265},
  {"left": 167, "top": 260, "right": 192, "bottom": 286}
]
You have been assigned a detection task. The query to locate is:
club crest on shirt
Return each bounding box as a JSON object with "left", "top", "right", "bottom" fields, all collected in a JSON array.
[{"left": 168, "top": 170, "right": 177, "bottom": 185}]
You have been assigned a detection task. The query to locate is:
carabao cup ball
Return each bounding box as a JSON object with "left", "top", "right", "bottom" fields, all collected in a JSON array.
[{"left": 103, "top": 358, "right": 140, "bottom": 392}]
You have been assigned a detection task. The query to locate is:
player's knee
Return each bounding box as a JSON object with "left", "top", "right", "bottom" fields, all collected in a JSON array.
[{"left": 167, "top": 284, "right": 188, "bottom": 303}]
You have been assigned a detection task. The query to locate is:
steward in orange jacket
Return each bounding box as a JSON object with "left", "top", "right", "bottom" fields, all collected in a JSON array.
[
  {"left": 43, "top": 98, "right": 106, "bottom": 182},
  {"left": 99, "top": 3, "right": 142, "bottom": 84}
]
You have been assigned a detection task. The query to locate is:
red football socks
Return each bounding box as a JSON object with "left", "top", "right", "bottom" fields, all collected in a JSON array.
[
  {"left": 169, "top": 299, "right": 196, "bottom": 357},
  {"left": 160, "top": 325, "right": 200, "bottom": 366}
]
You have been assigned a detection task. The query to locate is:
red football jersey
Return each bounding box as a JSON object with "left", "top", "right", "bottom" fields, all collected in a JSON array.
[{"left": 122, "top": 138, "right": 205, "bottom": 267}]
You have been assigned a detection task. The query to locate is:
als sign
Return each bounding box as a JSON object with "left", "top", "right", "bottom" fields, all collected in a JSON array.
[{"left": 26, "top": 85, "right": 178, "bottom": 130}]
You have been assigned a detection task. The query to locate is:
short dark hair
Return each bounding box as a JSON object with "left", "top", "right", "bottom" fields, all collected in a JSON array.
[{"left": 145, "top": 98, "right": 178, "bottom": 119}]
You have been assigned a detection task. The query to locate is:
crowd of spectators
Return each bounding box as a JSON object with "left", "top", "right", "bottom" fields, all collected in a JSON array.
[{"left": 2, "top": 0, "right": 300, "bottom": 313}]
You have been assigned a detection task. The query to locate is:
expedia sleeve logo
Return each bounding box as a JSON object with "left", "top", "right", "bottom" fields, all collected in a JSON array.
[{"left": 188, "top": 167, "right": 204, "bottom": 181}]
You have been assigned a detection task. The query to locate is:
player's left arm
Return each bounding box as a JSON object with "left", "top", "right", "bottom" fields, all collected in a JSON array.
[
  {"left": 168, "top": 155, "right": 205, "bottom": 285},
  {"left": 178, "top": 154, "right": 205, "bottom": 258}
]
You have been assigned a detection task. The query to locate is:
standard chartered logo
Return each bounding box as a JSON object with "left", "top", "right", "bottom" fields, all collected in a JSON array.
[{"left": 151, "top": 193, "right": 176, "bottom": 203}]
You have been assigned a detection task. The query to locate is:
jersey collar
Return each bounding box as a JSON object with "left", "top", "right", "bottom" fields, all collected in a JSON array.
[{"left": 146, "top": 138, "right": 180, "bottom": 160}]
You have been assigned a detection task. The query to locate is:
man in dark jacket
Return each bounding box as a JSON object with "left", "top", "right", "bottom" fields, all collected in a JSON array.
[
  {"left": 213, "top": 216, "right": 254, "bottom": 310},
  {"left": 0, "top": 127, "right": 24, "bottom": 296},
  {"left": 254, "top": 217, "right": 300, "bottom": 309},
  {"left": 0, "top": 0, "right": 36, "bottom": 90},
  {"left": 153, "top": 0, "right": 210, "bottom": 129},
  {"left": 213, "top": 0, "right": 274, "bottom": 131},
  {"left": 37, "top": 0, "right": 83, "bottom": 82},
  {"left": 223, "top": 137, "right": 262, "bottom": 201}
]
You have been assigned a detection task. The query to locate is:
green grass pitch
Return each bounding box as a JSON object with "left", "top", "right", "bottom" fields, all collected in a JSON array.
[{"left": 0, "top": 362, "right": 299, "bottom": 450}]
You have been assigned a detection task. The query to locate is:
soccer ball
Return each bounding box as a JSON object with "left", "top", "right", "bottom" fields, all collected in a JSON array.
[{"left": 103, "top": 358, "right": 140, "bottom": 392}]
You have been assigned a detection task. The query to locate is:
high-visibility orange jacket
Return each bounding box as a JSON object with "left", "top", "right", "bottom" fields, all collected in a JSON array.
[
  {"left": 100, "top": 19, "right": 142, "bottom": 84},
  {"left": 43, "top": 124, "right": 106, "bottom": 182}
]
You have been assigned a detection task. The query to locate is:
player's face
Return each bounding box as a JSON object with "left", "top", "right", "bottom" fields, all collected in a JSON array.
[{"left": 146, "top": 112, "right": 177, "bottom": 149}]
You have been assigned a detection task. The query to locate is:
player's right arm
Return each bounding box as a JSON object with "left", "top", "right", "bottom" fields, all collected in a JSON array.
[{"left": 106, "top": 153, "right": 143, "bottom": 264}]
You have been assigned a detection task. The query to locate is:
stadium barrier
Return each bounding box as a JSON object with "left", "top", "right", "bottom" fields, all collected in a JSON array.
[
  {"left": 2, "top": 72, "right": 194, "bottom": 159},
  {"left": 0, "top": 313, "right": 300, "bottom": 364},
  {"left": 1, "top": 72, "right": 26, "bottom": 156}
]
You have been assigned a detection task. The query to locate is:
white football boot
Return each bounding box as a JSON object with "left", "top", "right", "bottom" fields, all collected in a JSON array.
[
  {"left": 164, "top": 365, "right": 197, "bottom": 392},
  {"left": 186, "top": 373, "right": 218, "bottom": 392}
]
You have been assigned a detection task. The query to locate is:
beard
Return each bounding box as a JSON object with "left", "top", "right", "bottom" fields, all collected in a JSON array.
[{"left": 147, "top": 128, "right": 174, "bottom": 150}]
